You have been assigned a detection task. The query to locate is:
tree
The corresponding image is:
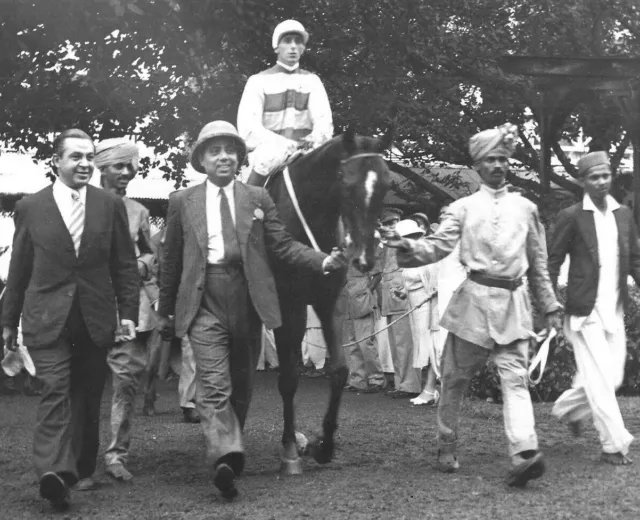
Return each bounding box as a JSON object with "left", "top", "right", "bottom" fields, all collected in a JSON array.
[{"left": 1, "top": 0, "right": 639, "bottom": 197}]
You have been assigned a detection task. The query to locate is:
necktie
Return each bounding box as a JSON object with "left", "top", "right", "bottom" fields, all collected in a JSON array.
[
  {"left": 219, "top": 188, "right": 241, "bottom": 264},
  {"left": 68, "top": 190, "right": 85, "bottom": 256}
]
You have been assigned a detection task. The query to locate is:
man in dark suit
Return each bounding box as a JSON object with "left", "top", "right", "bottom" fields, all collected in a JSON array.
[
  {"left": 548, "top": 150, "right": 640, "bottom": 466},
  {"left": 1, "top": 129, "right": 139, "bottom": 510},
  {"left": 157, "top": 121, "right": 344, "bottom": 500}
]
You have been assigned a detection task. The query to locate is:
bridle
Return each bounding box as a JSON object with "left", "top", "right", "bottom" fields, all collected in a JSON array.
[{"left": 283, "top": 152, "right": 386, "bottom": 254}]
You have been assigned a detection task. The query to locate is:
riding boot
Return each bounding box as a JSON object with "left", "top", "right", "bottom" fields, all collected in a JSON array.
[{"left": 246, "top": 170, "right": 268, "bottom": 187}]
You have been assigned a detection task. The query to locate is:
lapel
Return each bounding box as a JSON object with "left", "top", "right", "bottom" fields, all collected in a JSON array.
[
  {"left": 576, "top": 203, "right": 599, "bottom": 265},
  {"left": 234, "top": 181, "right": 257, "bottom": 246},
  {"left": 41, "top": 186, "right": 75, "bottom": 252},
  {"left": 186, "top": 182, "right": 208, "bottom": 258}
]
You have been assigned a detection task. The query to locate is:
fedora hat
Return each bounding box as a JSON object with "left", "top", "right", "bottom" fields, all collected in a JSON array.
[{"left": 190, "top": 121, "right": 247, "bottom": 174}]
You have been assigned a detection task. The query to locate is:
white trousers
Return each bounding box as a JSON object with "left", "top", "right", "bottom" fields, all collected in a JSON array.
[
  {"left": 302, "top": 306, "right": 327, "bottom": 369},
  {"left": 553, "top": 313, "right": 633, "bottom": 454},
  {"left": 257, "top": 327, "right": 279, "bottom": 370}
]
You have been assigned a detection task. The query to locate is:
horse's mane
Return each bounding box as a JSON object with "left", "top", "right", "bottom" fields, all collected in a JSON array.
[{"left": 293, "top": 133, "right": 381, "bottom": 172}]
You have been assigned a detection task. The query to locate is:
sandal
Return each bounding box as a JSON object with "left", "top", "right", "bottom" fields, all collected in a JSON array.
[{"left": 601, "top": 452, "right": 633, "bottom": 466}]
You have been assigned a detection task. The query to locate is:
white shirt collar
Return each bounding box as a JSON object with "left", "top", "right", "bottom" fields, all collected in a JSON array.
[
  {"left": 53, "top": 179, "right": 87, "bottom": 204},
  {"left": 583, "top": 193, "right": 619, "bottom": 214},
  {"left": 206, "top": 179, "right": 234, "bottom": 198},
  {"left": 479, "top": 183, "right": 508, "bottom": 198},
  {"left": 276, "top": 61, "right": 300, "bottom": 72}
]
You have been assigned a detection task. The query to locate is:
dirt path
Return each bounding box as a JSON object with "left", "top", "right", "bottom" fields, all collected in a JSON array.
[{"left": 1, "top": 371, "right": 639, "bottom": 519}]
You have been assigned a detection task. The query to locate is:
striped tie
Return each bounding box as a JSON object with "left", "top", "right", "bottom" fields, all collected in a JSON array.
[{"left": 68, "top": 190, "right": 84, "bottom": 256}]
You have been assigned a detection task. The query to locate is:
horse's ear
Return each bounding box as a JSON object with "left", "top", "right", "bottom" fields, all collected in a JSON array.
[
  {"left": 343, "top": 127, "right": 356, "bottom": 154},
  {"left": 377, "top": 126, "right": 394, "bottom": 152}
]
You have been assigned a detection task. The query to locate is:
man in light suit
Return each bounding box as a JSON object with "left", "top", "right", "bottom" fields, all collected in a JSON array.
[
  {"left": 1, "top": 129, "right": 139, "bottom": 511},
  {"left": 94, "top": 138, "right": 169, "bottom": 482},
  {"left": 157, "top": 121, "right": 344, "bottom": 499},
  {"left": 549, "top": 151, "right": 640, "bottom": 466}
]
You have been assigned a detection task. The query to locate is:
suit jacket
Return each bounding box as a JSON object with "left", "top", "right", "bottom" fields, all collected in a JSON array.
[
  {"left": 548, "top": 200, "right": 640, "bottom": 316},
  {"left": 158, "top": 180, "right": 327, "bottom": 336},
  {"left": 1, "top": 184, "right": 140, "bottom": 348}
]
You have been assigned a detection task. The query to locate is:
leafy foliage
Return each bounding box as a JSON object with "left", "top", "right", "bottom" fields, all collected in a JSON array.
[{"left": 1, "top": 0, "right": 639, "bottom": 189}]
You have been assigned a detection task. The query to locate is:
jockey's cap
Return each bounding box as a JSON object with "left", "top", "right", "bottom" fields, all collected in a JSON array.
[
  {"left": 272, "top": 19, "right": 309, "bottom": 49},
  {"left": 190, "top": 121, "right": 247, "bottom": 174}
]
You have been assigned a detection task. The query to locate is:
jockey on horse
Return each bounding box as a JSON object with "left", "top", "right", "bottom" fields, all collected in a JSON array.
[{"left": 238, "top": 19, "right": 334, "bottom": 186}]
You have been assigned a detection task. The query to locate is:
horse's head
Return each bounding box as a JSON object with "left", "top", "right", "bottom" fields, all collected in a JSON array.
[{"left": 339, "top": 127, "right": 393, "bottom": 272}]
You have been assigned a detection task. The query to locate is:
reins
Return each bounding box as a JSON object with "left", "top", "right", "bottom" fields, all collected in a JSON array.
[{"left": 282, "top": 166, "right": 321, "bottom": 252}]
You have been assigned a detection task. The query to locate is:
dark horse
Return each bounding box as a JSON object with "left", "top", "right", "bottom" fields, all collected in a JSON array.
[{"left": 251, "top": 128, "right": 392, "bottom": 474}]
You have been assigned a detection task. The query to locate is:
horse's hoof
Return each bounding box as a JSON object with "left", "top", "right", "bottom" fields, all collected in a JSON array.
[
  {"left": 310, "top": 438, "right": 334, "bottom": 465},
  {"left": 280, "top": 457, "right": 303, "bottom": 476}
]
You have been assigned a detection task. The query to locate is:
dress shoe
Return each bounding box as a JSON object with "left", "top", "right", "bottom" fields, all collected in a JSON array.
[
  {"left": 39, "top": 472, "right": 70, "bottom": 511},
  {"left": 506, "top": 451, "right": 545, "bottom": 487},
  {"left": 214, "top": 463, "right": 238, "bottom": 499},
  {"left": 182, "top": 407, "right": 201, "bottom": 424},
  {"left": 73, "top": 477, "right": 97, "bottom": 491},
  {"left": 411, "top": 389, "right": 440, "bottom": 406},
  {"left": 106, "top": 462, "right": 133, "bottom": 482}
]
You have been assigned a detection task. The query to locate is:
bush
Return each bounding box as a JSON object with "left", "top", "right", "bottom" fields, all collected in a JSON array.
[{"left": 467, "top": 285, "right": 640, "bottom": 402}]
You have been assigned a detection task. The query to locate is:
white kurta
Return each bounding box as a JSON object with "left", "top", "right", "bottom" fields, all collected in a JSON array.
[{"left": 553, "top": 194, "right": 633, "bottom": 455}]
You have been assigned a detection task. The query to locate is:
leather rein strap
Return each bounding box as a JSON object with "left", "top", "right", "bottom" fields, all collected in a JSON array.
[{"left": 283, "top": 166, "right": 322, "bottom": 252}]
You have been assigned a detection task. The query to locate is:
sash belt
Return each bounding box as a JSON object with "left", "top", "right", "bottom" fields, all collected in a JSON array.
[{"left": 469, "top": 271, "right": 523, "bottom": 291}]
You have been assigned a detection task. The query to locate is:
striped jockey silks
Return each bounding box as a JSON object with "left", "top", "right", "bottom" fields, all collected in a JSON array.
[
  {"left": 68, "top": 191, "right": 84, "bottom": 255},
  {"left": 237, "top": 64, "right": 333, "bottom": 151}
]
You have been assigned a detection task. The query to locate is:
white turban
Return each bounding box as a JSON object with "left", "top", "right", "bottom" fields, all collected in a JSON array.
[
  {"left": 469, "top": 123, "right": 518, "bottom": 163},
  {"left": 94, "top": 138, "right": 140, "bottom": 171}
]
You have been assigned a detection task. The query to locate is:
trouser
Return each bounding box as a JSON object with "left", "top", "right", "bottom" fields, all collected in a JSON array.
[
  {"left": 344, "top": 313, "right": 386, "bottom": 389},
  {"left": 188, "top": 265, "right": 261, "bottom": 475},
  {"left": 438, "top": 333, "right": 537, "bottom": 459},
  {"left": 29, "top": 299, "right": 108, "bottom": 486},
  {"left": 553, "top": 314, "right": 633, "bottom": 454},
  {"left": 387, "top": 314, "right": 421, "bottom": 393},
  {"left": 104, "top": 331, "right": 150, "bottom": 466},
  {"left": 176, "top": 337, "right": 197, "bottom": 409}
]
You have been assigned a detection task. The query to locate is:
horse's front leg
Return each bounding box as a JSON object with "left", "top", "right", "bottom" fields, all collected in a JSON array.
[
  {"left": 273, "top": 303, "right": 307, "bottom": 475},
  {"left": 310, "top": 294, "right": 348, "bottom": 464}
]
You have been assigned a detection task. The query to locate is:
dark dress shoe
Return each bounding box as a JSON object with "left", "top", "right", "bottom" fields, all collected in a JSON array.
[
  {"left": 506, "top": 451, "right": 545, "bottom": 487},
  {"left": 39, "top": 472, "right": 70, "bottom": 511},
  {"left": 182, "top": 408, "right": 201, "bottom": 424},
  {"left": 214, "top": 463, "right": 238, "bottom": 499}
]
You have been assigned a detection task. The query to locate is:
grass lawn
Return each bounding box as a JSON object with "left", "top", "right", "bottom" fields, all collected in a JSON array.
[{"left": 1, "top": 371, "right": 638, "bottom": 519}]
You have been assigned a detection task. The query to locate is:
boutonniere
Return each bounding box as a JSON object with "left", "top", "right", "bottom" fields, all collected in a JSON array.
[{"left": 253, "top": 208, "right": 264, "bottom": 221}]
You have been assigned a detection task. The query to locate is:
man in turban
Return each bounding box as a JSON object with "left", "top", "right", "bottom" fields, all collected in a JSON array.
[
  {"left": 548, "top": 151, "right": 640, "bottom": 466},
  {"left": 237, "top": 19, "right": 333, "bottom": 186},
  {"left": 95, "top": 138, "right": 163, "bottom": 483},
  {"left": 385, "top": 123, "right": 562, "bottom": 487}
]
